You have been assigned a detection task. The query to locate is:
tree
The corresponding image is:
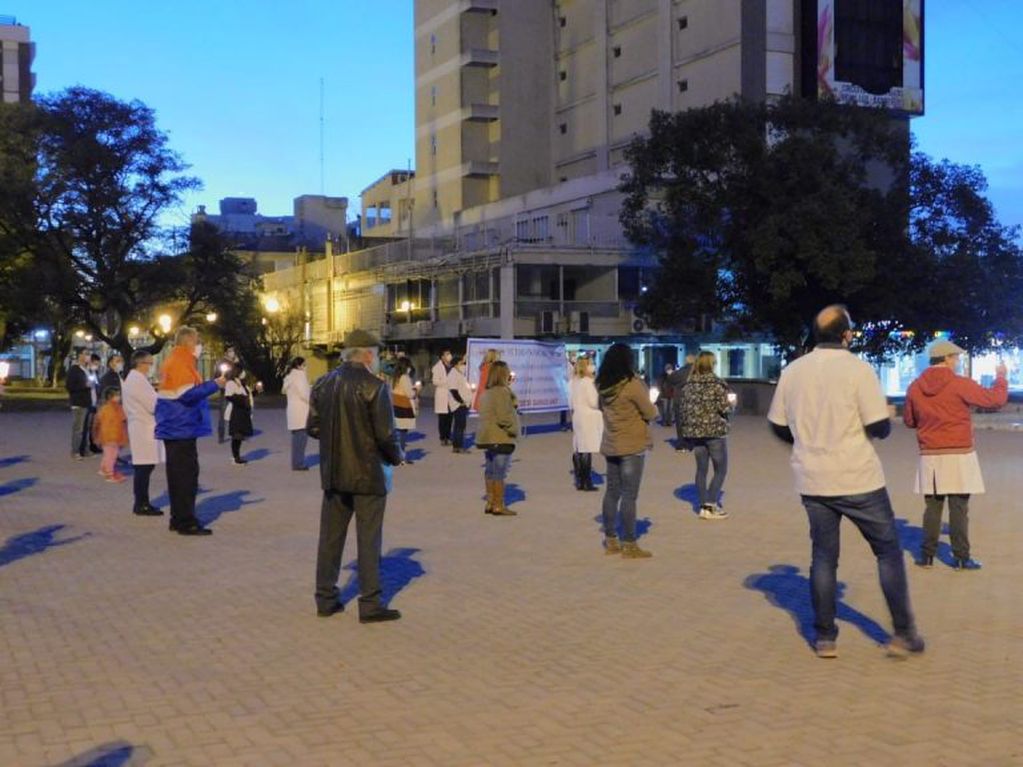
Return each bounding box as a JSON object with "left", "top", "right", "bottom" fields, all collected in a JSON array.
[
  {"left": 0, "top": 88, "right": 243, "bottom": 365},
  {"left": 621, "top": 97, "right": 936, "bottom": 358}
]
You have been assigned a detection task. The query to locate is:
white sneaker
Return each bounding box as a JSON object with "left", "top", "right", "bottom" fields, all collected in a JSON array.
[{"left": 699, "top": 504, "right": 729, "bottom": 520}]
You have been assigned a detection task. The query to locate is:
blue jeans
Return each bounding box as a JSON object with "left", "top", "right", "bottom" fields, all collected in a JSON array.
[
  {"left": 802, "top": 488, "right": 916, "bottom": 642},
  {"left": 602, "top": 453, "right": 645, "bottom": 542},
  {"left": 290, "top": 428, "right": 308, "bottom": 469},
  {"left": 484, "top": 450, "right": 511, "bottom": 481},
  {"left": 692, "top": 437, "right": 727, "bottom": 507}
]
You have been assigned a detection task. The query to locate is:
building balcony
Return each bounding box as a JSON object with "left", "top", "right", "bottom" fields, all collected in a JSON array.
[
  {"left": 462, "top": 48, "right": 499, "bottom": 67},
  {"left": 464, "top": 103, "right": 500, "bottom": 122},
  {"left": 461, "top": 0, "right": 499, "bottom": 13},
  {"left": 463, "top": 161, "right": 500, "bottom": 177}
]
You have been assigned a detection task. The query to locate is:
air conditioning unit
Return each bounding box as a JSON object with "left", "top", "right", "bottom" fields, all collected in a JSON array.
[
  {"left": 630, "top": 307, "right": 647, "bottom": 334},
  {"left": 416, "top": 320, "right": 434, "bottom": 336},
  {"left": 539, "top": 310, "right": 558, "bottom": 334},
  {"left": 571, "top": 310, "right": 590, "bottom": 334}
]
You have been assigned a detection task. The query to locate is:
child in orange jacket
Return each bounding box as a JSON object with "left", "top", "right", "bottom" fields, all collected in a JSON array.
[{"left": 93, "top": 386, "right": 129, "bottom": 482}]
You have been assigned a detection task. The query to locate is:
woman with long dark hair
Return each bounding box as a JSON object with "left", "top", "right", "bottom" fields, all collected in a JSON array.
[
  {"left": 597, "top": 343, "right": 658, "bottom": 558},
  {"left": 223, "top": 364, "right": 254, "bottom": 466}
]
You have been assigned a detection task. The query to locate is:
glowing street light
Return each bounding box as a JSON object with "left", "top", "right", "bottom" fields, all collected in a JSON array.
[
  {"left": 0, "top": 360, "right": 10, "bottom": 382},
  {"left": 158, "top": 314, "right": 173, "bottom": 334},
  {"left": 74, "top": 329, "right": 85, "bottom": 339},
  {"left": 128, "top": 326, "right": 140, "bottom": 338},
  {"left": 84, "top": 334, "right": 93, "bottom": 342},
  {"left": 205, "top": 312, "right": 218, "bottom": 323},
  {"left": 264, "top": 297, "right": 281, "bottom": 314}
]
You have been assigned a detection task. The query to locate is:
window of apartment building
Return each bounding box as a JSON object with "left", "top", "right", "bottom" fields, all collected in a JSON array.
[
  {"left": 432, "top": 190, "right": 439, "bottom": 208},
  {"left": 559, "top": 123, "right": 567, "bottom": 135},
  {"left": 613, "top": 46, "right": 621, "bottom": 58},
  {"left": 559, "top": 16, "right": 566, "bottom": 28},
  {"left": 571, "top": 209, "right": 589, "bottom": 245},
  {"left": 515, "top": 218, "right": 529, "bottom": 241},
  {"left": 430, "top": 134, "right": 437, "bottom": 155},
  {"left": 431, "top": 85, "right": 436, "bottom": 106},
  {"left": 430, "top": 34, "right": 437, "bottom": 55},
  {"left": 533, "top": 216, "right": 550, "bottom": 241},
  {"left": 677, "top": 16, "right": 688, "bottom": 30},
  {"left": 559, "top": 70, "right": 567, "bottom": 81},
  {"left": 613, "top": 103, "right": 622, "bottom": 116},
  {"left": 677, "top": 79, "right": 689, "bottom": 93}
]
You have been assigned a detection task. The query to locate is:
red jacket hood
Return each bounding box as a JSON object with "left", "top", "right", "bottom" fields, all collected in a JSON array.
[{"left": 915, "top": 365, "right": 955, "bottom": 397}]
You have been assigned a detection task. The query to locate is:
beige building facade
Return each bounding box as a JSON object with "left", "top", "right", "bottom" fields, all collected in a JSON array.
[{"left": 0, "top": 16, "right": 34, "bottom": 104}]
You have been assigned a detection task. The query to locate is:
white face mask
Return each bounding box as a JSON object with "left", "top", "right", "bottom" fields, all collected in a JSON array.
[
  {"left": 193, "top": 343, "right": 203, "bottom": 359},
  {"left": 239, "top": 371, "right": 246, "bottom": 380}
]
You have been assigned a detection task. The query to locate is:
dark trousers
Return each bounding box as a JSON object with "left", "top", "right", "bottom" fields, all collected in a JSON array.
[
  {"left": 216, "top": 395, "right": 227, "bottom": 443},
  {"left": 801, "top": 488, "right": 916, "bottom": 642},
  {"left": 923, "top": 493, "right": 971, "bottom": 559},
  {"left": 290, "top": 428, "right": 308, "bottom": 469},
  {"left": 80, "top": 407, "right": 98, "bottom": 453},
  {"left": 451, "top": 406, "right": 468, "bottom": 449},
  {"left": 71, "top": 406, "right": 88, "bottom": 456},
  {"left": 673, "top": 399, "right": 684, "bottom": 444},
  {"left": 133, "top": 464, "right": 154, "bottom": 509},
  {"left": 693, "top": 437, "right": 728, "bottom": 507},
  {"left": 438, "top": 412, "right": 452, "bottom": 442},
  {"left": 231, "top": 438, "right": 243, "bottom": 461},
  {"left": 164, "top": 439, "right": 200, "bottom": 528},
  {"left": 315, "top": 491, "right": 386, "bottom": 616}
]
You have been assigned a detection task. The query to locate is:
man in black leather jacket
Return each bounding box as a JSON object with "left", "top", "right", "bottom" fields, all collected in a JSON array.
[{"left": 307, "top": 330, "right": 405, "bottom": 622}]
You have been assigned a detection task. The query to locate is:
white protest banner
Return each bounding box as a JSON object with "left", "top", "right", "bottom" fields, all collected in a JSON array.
[{"left": 465, "top": 338, "right": 569, "bottom": 414}]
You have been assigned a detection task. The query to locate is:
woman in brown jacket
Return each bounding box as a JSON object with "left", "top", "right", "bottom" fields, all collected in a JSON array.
[
  {"left": 475, "top": 361, "right": 520, "bottom": 516},
  {"left": 597, "top": 343, "right": 658, "bottom": 558}
]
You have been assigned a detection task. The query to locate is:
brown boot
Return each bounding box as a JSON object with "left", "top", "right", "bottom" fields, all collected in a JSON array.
[
  {"left": 604, "top": 535, "right": 622, "bottom": 555},
  {"left": 484, "top": 478, "right": 494, "bottom": 514},
  {"left": 490, "top": 480, "right": 517, "bottom": 516},
  {"left": 621, "top": 541, "right": 652, "bottom": 559}
]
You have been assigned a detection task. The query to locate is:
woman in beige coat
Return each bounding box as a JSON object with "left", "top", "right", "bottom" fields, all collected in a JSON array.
[
  {"left": 475, "top": 361, "right": 520, "bottom": 516},
  {"left": 597, "top": 343, "right": 658, "bottom": 558}
]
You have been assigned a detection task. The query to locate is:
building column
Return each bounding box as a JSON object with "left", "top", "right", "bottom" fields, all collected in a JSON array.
[{"left": 499, "top": 263, "right": 515, "bottom": 339}]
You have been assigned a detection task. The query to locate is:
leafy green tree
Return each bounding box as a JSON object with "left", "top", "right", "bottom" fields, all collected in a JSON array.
[
  {"left": 0, "top": 88, "right": 245, "bottom": 365},
  {"left": 621, "top": 97, "right": 934, "bottom": 358}
]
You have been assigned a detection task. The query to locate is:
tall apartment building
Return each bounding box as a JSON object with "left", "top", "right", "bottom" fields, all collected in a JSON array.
[
  {"left": 412, "top": 0, "right": 802, "bottom": 228},
  {"left": 0, "top": 15, "right": 34, "bottom": 103}
]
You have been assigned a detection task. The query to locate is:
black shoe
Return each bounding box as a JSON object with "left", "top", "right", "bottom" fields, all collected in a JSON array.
[
  {"left": 176, "top": 522, "right": 212, "bottom": 536},
  {"left": 292, "top": 466, "right": 309, "bottom": 471},
  {"left": 915, "top": 554, "right": 934, "bottom": 568},
  {"left": 232, "top": 458, "right": 248, "bottom": 466},
  {"left": 133, "top": 504, "right": 164, "bottom": 517},
  {"left": 359, "top": 608, "right": 401, "bottom": 624},
  {"left": 440, "top": 439, "right": 450, "bottom": 446},
  {"left": 317, "top": 600, "right": 345, "bottom": 617},
  {"left": 953, "top": 557, "right": 982, "bottom": 571}
]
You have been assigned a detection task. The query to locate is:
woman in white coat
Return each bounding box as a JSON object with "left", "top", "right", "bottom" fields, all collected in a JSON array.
[
  {"left": 121, "top": 350, "right": 165, "bottom": 515},
  {"left": 282, "top": 357, "right": 311, "bottom": 471},
  {"left": 570, "top": 355, "right": 602, "bottom": 491}
]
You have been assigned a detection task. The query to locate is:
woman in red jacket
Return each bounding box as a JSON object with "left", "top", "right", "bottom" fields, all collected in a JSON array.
[{"left": 903, "top": 340, "right": 1008, "bottom": 570}]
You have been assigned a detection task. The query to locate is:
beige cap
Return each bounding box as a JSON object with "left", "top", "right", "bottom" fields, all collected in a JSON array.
[{"left": 928, "top": 339, "right": 965, "bottom": 358}]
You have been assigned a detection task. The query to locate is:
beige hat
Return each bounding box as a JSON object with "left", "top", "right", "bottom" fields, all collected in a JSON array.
[{"left": 928, "top": 339, "right": 965, "bottom": 358}]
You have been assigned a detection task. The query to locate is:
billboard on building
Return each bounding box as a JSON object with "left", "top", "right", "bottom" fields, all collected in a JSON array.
[{"left": 816, "top": 0, "right": 924, "bottom": 115}]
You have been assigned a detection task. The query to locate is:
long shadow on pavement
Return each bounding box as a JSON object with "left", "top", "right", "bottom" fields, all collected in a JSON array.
[
  {"left": 55, "top": 740, "right": 142, "bottom": 766},
  {"left": 338, "top": 547, "right": 425, "bottom": 608},
  {"left": 674, "top": 483, "right": 700, "bottom": 513},
  {"left": 744, "top": 564, "right": 889, "bottom": 648},
  {"left": 242, "top": 448, "right": 271, "bottom": 462},
  {"left": 405, "top": 430, "right": 426, "bottom": 443},
  {"left": 0, "top": 454, "right": 30, "bottom": 469},
  {"left": 196, "top": 490, "right": 263, "bottom": 527},
  {"left": 894, "top": 517, "right": 955, "bottom": 567},
  {"left": 404, "top": 448, "right": 428, "bottom": 463},
  {"left": 0, "top": 477, "right": 38, "bottom": 496},
  {"left": 150, "top": 486, "right": 211, "bottom": 511},
  {"left": 0, "top": 524, "right": 92, "bottom": 568}
]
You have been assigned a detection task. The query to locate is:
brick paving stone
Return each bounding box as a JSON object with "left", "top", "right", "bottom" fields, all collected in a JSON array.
[{"left": 1, "top": 410, "right": 1022, "bottom": 765}]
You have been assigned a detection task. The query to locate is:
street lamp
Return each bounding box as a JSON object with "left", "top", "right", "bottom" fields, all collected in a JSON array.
[
  {"left": 205, "top": 312, "right": 218, "bottom": 323},
  {"left": 264, "top": 297, "right": 281, "bottom": 314},
  {"left": 158, "top": 314, "right": 173, "bottom": 334},
  {"left": 74, "top": 329, "right": 85, "bottom": 339},
  {"left": 129, "top": 326, "right": 140, "bottom": 338}
]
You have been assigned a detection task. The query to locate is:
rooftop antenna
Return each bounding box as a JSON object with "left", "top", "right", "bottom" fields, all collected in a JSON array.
[{"left": 319, "top": 77, "right": 325, "bottom": 195}]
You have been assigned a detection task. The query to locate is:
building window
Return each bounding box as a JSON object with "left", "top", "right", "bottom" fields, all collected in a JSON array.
[
  {"left": 613, "top": 103, "right": 622, "bottom": 116},
  {"left": 834, "top": 0, "right": 903, "bottom": 95},
  {"left": 430, "top": 134, "right": 437, "bottom": 155},
  {"left": 559, "top": 70, "right": 567, "bottom": 81},
  {"left": 677, "top": 79, "right": 688, "bottom": 93},
  {"left": 430, "top": 34, "right": 436, "bottom": 55},
  {"left": 533, "top": 215, "right": 549, "bottom": 240},
  {"left": 560, "top": 176, "right": 568, "bottom": 183},
  {"left": 559, "top": 123, "right": 567, "bottom": 135},
  {"left": 559, "top": 16, "right": 566, "bottom": 27},
  {"left": 515, "top": 218, "right": 529, "bottom": 240},
  {"left": 432, "top": 190, "right": 438, "bottom": 208},
  {"left": 678, "top": 16, "right": 688, "bottom": 30},
  {"left": 431, "top": 85, "right": 436, "bottom": 106},
  {"left": 613, "top": 46, "right": 621, "bottom": 58}
]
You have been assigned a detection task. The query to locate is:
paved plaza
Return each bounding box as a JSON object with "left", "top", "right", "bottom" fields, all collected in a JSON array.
[{"left": 1, "top": 407, "right": 1021, "bottom": 766}]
